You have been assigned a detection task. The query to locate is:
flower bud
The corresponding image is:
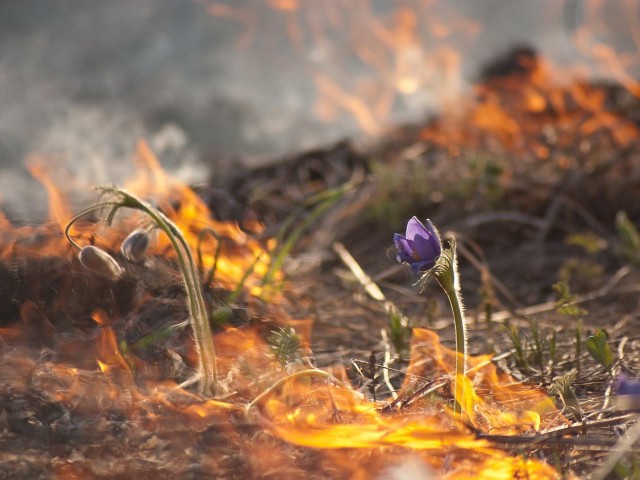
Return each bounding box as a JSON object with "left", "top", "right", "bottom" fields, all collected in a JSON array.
[
  {"left": 121, "top": 228, "right": 149, "bottom": 262},
  {"left": 78, "top": 245, "right": 123, "bottom": 281}
]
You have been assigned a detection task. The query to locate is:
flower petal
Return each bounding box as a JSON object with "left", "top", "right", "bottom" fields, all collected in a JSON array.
[
  {"left": 412, "top": 233, "right": 440, "bottom": 261},
  {"left": 422, "top": 219, "right": 441, "bottom": 242},
  {"left": 394, "top": 217, "right": 443, "bottom": 273},
  {"left": 405, "top": 216, "right": 429, "bottom": 241},
  {"left": 615, "top": 374, "right": 640, "bottom": 395},
  {"left": 409, "top": 259, "right": 435, "bottom": 274},
  {"left": 393, "top": 234, "right": 414, "bottom": 263}
]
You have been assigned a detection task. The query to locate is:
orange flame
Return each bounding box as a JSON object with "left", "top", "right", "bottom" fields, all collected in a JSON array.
[
  {"left": 125, "top": 141, "right": 275, "bottom": 297},
  {"left": 0, "top": 147, "right": 572, "bottom": 478},
  {"left": 3, "top": 141, "right": 277, "bottom": 299},
  {"left": 207, "top": 0, "right": 639, "bottom": 152}
]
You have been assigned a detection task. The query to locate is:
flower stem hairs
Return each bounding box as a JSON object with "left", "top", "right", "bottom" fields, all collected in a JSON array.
[{"left": 394, "top": 217, "right": 468, "bottom": 414}]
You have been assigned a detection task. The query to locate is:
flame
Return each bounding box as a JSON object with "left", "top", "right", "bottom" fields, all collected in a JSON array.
[
  {"left": 206, "top": 0, "right": 639, "bottom": 149},
  {"left": 206, "top": 0, "right": 480, "bottom": 134},
  {"left": 242, "top": 327, "right": 565, "bottom": 477},
  {"left": 420, "top": 52, "right": 640, "bottom": 163},
  {"left": 0, "top": 157, "right": 78, "bottom": 259},
  {"left": 0, "top": 148, "right": 572, "bottom": 478},
  {"left": 3, "top": 141, "right": 276, "bottom": 299},
  {"left": 125, "top": 141, "right": 275, "bottom": 297},
  {"left": 7, "top": 2, "right": 638, "bottom": 473}
]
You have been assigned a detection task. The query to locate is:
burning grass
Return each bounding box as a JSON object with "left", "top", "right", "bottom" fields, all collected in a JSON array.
[
  {"left": 2, "top": 47, "right": 640, "bottom": 480},
  {"left": 0, "top": 146, "right": 568, "bottom": 479}
]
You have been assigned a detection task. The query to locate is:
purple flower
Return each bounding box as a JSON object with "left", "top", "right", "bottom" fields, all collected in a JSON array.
[
  {"left": 394, "top": 217, "right": 442, "bottom": 273},
  {"left": 614, "top": 374, "right": 640, "bottom": 410},
  {"left": 615, "top": 374, "right": 640, "bottom": 396}
]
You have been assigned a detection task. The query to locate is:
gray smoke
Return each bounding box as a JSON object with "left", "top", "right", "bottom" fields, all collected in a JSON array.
[{"left": 0, "top": 0, "right": 635, "bottom": 219}]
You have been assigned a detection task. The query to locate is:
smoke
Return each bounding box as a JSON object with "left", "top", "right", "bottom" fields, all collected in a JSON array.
[{"left": 0, "top": 0, "right": 637, "bottom": 219}]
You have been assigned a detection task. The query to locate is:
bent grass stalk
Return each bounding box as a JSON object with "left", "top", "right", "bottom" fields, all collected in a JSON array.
[
  {"left": 245, "top": 368, "right": 352, "bottom": 416},
  {"left": 65, "top": 187, "right": 218, "bottom": 396},
  {"left": 262, "top": 184, "right": 349, "bottom": 291}
]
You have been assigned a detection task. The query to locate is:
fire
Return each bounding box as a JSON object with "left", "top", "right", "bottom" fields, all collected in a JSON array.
[
  {"left": 0, "top": 144, "right": 570, "bottom": 478},
  {"left": 250, "top": 328, "right": 564, "bottom": 477},
  {"left": 9, "top": 2, "right": 639, "bottom": 475},
  {"left": 206, "top": 0, "right": 639, "bottom": 150},
  {"left": 0, "top": 141, "right": 274, "bottom": 298},
  {"left": 124, "top": 141, "right": 274, "bottom": 297}
]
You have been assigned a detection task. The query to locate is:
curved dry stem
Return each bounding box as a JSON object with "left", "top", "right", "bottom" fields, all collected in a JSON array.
[
  {"left": 116, "top": 189, "right": 218, "bottom": 396},
  {"left": 64, "top": 202, "right": 120, "bottom": 251},
  {"left": 246, "top": 369, "right": 352, "bottom": 416}
]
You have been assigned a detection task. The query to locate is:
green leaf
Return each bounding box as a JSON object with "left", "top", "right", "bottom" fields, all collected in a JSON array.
[
  {"left": 616, "top": 210, "right": 640, "bottom": 264},
  {"left": 550, "top": 373, "right": 583, "bottom": 421},
  {"left": 565, "top": 232, "right": 606, "bottom": 255},
  {"left": 585, "top": 329, "right": 614, "bottom": 370},
  {"left": 553, "top": 281, "right": 588, "bottom": 317},
  {"left": 616, "top": 211, "right": 640, "bottom": 251},
  {"left": 268, "top": 326, "right": 303, "bottom": 368},
  {"left": 388, "top": 307, "right": 411, "bottom": 355}
]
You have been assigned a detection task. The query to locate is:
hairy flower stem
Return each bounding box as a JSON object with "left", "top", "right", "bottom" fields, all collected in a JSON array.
[
  {"left": 433, "top": 239, "right": 467, "bottom": 415},
  {"left": 66, "top": 188, "right": 218, "bottom": 396}
]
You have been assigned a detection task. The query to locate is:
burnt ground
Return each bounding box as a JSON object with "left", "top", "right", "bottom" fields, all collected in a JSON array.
[
  {"left": 212, "top": 56, "right": 640, "bottom": 476},
  {"left": 2, "top": 56, "right": 640, "bottom": 478}
]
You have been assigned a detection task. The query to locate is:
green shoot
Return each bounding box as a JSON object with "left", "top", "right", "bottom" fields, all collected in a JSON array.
[
  {"left": 504, "top": 322, "right": 529, "bottom": 371},
  {"left": 575, "top": 319, "right": 583, "bottom": 376},
  {"left": 261, "top": 184, "right": 349, "bottom": 292},
  {"left": 553, "top": 280, "right": 588, "bottom": 317},
  {"left": 585, "top": 329, "right": 614, "bottom": 376},
  {"left": 197, "top": 227, "right": 223, "bottom": 288},
  {"left": 268, "top": 326, "right": 303, "bottom": 369},
  {"left": 387, "top": 307, "right": 411, "bottom": 356},
  {"left": 550, "top": 373, "right": 583, "bottom": 422},
  {"left": 616, "top": 210, "right": 640, "bottom": 265}
]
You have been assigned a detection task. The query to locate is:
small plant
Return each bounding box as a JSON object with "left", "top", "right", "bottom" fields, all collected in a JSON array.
[
  {"left": 261, "top": 184, "right": 349, "bottom": 295},
  {"left": 550, "top": 372, "right": 583, "bottom": 422},
  {"left": 575, "top": 319, "right": 583, "bottom": 375},
  {"left": 585, "top": 329, "right": 614, "bottom": 377},
  {"left": 387, "top": 307, "right": 412, "bottom": 356},
  {"left": 268, "top": 326, "right": 303, "bottom": 369},
  {"left": 503, "top": 317, "right": 558, "bottom": 378},
  {"left": 66, "top": 186, "right": 218, "bottom": 396},
  {"left": 553, "top": 280, "right": 588, "bottom": 318},
  {"left": 615, "top": 210, "right": 640, "bottom": 265},
  {"left": 504, "top": 321, "right": 529, "bottom": 372},
  {"left": 394, "top": 217, "right": 467, "bottom": 414}
]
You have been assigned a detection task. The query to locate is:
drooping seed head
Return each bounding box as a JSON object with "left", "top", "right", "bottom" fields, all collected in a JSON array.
[
  {"left": 121, "top": 228, "right": 150, "bottom": 262},
  {"left": 78, "top": 245, "right": 123, "bottom": 281}
]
